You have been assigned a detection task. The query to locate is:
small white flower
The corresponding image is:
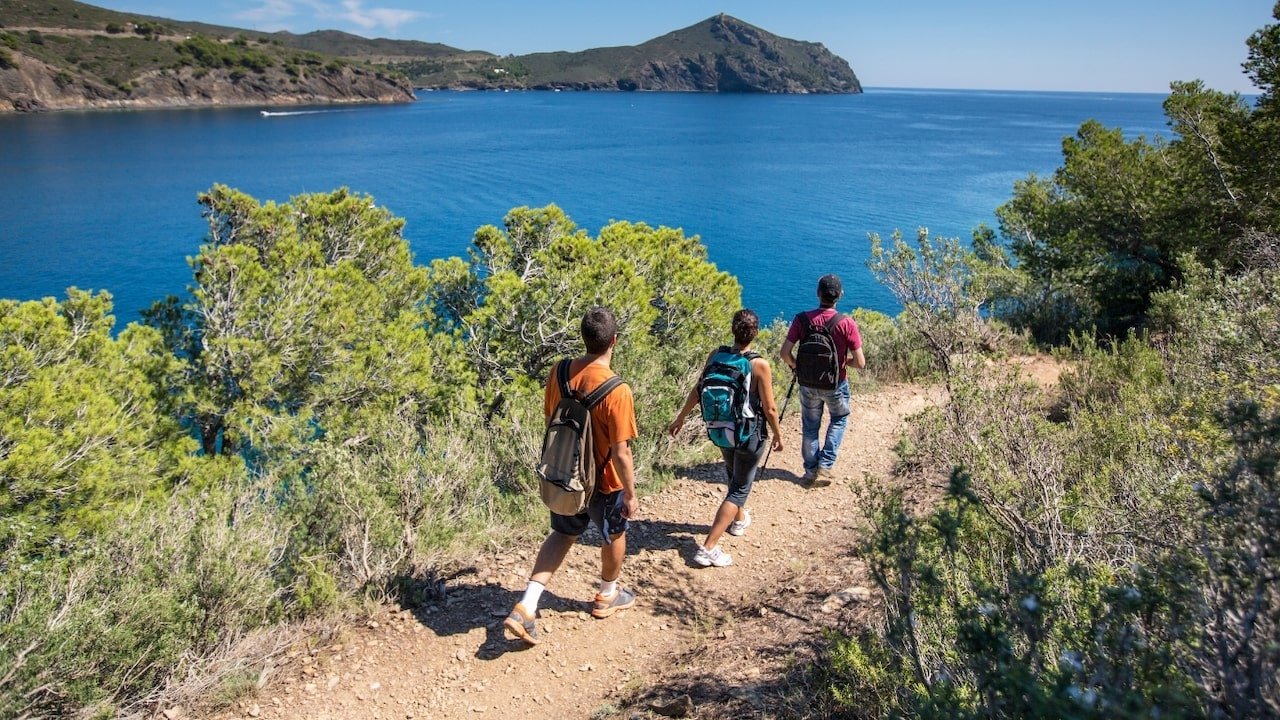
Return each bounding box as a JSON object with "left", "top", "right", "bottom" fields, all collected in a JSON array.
[{"left": 1020, "top": 595, "right": 1039, "bottom": 612}]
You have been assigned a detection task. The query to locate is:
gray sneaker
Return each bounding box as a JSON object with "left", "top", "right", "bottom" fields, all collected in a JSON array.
[
  {"left": 503, "top": 604, "right": 539, "bottom": 645},
  {"left": 591, "top": 586, "right": 636, "bottom": 618}
]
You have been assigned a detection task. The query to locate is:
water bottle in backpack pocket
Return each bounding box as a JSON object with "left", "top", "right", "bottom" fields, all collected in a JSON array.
[{"left": 698, "top": 346, "right": 760, "bottom": 449}]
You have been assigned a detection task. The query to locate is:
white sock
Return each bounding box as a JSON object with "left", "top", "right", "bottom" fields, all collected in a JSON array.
[
  {"left": 598, "top": 579, "right": 618, "bottom": 598},
  {"left": 520, "top": 581, "right": 546, "bottom": 613}
]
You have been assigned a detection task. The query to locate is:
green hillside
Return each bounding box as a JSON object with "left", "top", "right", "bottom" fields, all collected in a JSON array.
[
  {"left": 383, "top": 14, "right": 862, "bottom": 92},
  {"left": 0, "top": 0, "right": 414, "bottom": 111}
]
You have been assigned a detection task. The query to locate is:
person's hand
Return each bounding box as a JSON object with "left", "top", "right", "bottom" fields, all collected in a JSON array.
[
  {"left": 621, "top": 491, "right": 639, "bottom": 519},
  {"left": 666, "top": 417, "right": 684, "bottom": 438},
  {"left": 771, "top": 435, "right": 783, "bottom": 452}
]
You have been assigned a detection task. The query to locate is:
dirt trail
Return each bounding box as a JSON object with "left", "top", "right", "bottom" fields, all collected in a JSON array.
[{"left": 212, "top": 381, "right": 947, "bottom": 720}]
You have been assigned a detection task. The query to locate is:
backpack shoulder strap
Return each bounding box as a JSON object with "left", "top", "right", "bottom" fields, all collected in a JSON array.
[
  {"left": 556, "top": 358, "right": 574, "bottom": 399},
  {"left": 583, "top": 375, "right": 625, "bottom": 409},
  {"left": 824, "top": 313, "right": 842, "bottom": 332},
  {"left": 743, "top": 350, "right": 762, "bottom": 361}
]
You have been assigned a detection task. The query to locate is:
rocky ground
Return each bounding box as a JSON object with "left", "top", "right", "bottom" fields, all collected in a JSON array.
[{"left": 205, "top": 359, "right": 1058, "bottom": 720}]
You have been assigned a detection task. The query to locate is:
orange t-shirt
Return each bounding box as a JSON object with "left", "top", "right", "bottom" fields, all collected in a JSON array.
[{"left": 543, "top": 358, "right": 638, "bottom": 495}]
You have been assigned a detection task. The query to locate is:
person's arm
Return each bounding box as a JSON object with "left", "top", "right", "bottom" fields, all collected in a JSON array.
[
  {"left": 844, "top": 318, "right": 866, "bottom": 370},
  {"left": 848, "top": 346, "right": 866, "bottom": 370},
  {"left": 667, "top": 384, "right": 701, "bottom": 437},
  {"left": 781, "top": 314, "right": 802, "bottom": 370},
  {"left": 667, "top": 349, "right": 716, "bottom": 437},
  {"left": 612, "top": 439, "right": 638, "bottom": 518},
  {"left": 780, "top": 338, "right": 797, "bottom": 370},
  {"left": 753, "top": 358, "right": 784, "bottom": 451}
]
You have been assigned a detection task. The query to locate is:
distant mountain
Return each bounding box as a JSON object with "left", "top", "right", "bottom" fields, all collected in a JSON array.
[
  {"left": 0, "top": 0, "right": 413, "bottom": 112},
  {"left": 0, "top": 3, "right": 860, "bottom": 113},
  {"left": 379, "top": 14, "right": 862, "bottom": 93}
]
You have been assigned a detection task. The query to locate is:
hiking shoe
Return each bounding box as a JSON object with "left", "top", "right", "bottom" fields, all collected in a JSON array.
[
  {"left": 694, "top": 544, "right": 733, "bottom": 567},
  {"left": 805, "top": 467, "right": 833, "bottom": 488},
  {"left": 728, "top": 509, "right": 752, "bottom": 537},
  {"left": 503, "top": 603, "right": 539, "bottom": 645},
  {"left": 591, "top": 586, "right": 636, "bottom": 618}
]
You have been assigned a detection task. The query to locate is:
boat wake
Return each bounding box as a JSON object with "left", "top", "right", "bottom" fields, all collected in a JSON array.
[{"left": 260, "top": 109, "right": 357, "bottom": 118}]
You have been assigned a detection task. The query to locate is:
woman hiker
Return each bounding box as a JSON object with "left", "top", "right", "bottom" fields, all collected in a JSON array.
[{"left": 667, "top": 309, "right": 783, "bottom": 567}]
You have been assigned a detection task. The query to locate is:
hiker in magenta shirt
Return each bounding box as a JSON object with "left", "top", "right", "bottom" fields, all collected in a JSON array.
[{"left": 780, "top": 274, "right": 865, "bottom": 486}]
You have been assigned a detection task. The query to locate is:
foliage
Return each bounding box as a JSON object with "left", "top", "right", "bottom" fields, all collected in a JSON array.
[
  {"left": 177, "top": 36, "right": 274, "bottom": 73},
  {"left": 983, "top": 6, "right": 1280, "bottom": 342},
  {"left": 824, "top": 251, "right": 1280, "bottom": 718},
  {"left": 849, "top": 308, "right": 938, "bottom": 384},
  {"left": 0, "top": 291, "right": 199, "bottom": 555},
  {"left": 427, "top": 204, "right": 742, "bottom": 489},
  {"left": 147, "top": 185, "right": 470, "bottom": 459},
  {"left": 867, "top": 227, "right": 1009, "bottom": 384}
]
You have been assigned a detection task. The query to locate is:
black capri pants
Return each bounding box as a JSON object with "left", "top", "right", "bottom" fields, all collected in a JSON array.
[{"left": 719, "top": 432, "right": 767, "bottom": 507}]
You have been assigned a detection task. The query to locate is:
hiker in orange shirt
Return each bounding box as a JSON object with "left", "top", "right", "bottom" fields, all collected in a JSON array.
[{"left": 504, "top": 307, "right": 639, "bottom": 645}]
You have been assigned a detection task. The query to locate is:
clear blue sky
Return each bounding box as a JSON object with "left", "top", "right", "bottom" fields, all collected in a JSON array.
[{"left": 93, "top": 0, "right": 1271, "bottom": 93}]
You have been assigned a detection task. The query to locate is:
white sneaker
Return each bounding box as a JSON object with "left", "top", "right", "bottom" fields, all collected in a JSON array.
[
  {"left": 694, "top": 544, "right": 733, "bottom": 567},
  {"left": 727, "top": 509, "right": 752, "bottom": 537}
]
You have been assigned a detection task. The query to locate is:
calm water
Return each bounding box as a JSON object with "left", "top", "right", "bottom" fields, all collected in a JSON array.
[{"left": 0, "top": 89, "right": 1170, "bottom": 327}]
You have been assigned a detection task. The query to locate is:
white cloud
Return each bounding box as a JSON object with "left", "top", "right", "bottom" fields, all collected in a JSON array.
[
  {"left": 232, "top": 0, "right": 421, "bottom": 35},
  {"left": 340, "top": 0, "right": 422, "bottom": 34},
  {"left": 233, "top": 0, "right": 300, "bottom": 28}
]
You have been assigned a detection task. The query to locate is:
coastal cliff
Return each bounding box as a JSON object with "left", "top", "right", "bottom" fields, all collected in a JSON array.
[
  {"left": 0, "top": 51, "right": 414, "bottom": 112},
  {"left": 0, "top": 2, "right": 857, "bottom": 113},
  {"left": 397, "top": 14, "right": 862, "bottom": 93}
]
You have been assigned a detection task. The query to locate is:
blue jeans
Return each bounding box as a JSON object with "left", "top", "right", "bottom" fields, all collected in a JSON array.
[{"left": 799, "top": 379, "right": 851, "bottom": 472}]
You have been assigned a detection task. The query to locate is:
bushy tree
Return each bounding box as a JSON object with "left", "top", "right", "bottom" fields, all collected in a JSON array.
[
  {"left": 0, "top": 290, "right": 199, "bottom": 555},
  {"left": 147, "top": 185, "right": 473, "bottom": 459},
  {"left": 988, "top": 5, "right": 1280, "bottom": 341}
]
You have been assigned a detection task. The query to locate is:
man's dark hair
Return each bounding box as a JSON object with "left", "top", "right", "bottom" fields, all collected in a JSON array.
[
  {"left": 732, "top": 309, "right": 760, "bottom": 347},
  {"left": 581, "top": 307, "right": 617, "bottom": 354}
]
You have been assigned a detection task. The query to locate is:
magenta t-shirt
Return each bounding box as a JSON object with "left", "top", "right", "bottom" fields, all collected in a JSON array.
[{"left": 786, "top": 309, "right": 863, "bottom": 382}]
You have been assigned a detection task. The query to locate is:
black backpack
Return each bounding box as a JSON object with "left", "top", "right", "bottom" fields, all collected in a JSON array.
[
  {"left": 794, "top": 313, "right": 842, "bottom": 390},
  {"left": 536, "top": 359, "right": 625, "bottom": 516}
]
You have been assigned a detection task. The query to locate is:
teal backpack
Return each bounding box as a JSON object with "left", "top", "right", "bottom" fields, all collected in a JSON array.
[{"left": 698, "top": 346, "right": 760, "bottom": 449}]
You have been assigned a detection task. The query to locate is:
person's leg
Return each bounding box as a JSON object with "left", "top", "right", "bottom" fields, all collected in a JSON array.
[
  {"left": 586, "top": 490, "right": 636, "bottom": 616},
  {"left": 701, "top": 441, "right": 763, "bottom": 561},
  {"left": 704, "top": 500, "right": 739, "bottom": 550},
  {"left": 600, "top": 529, "right": 626, "bottom": 582},
  {"left": 528, "top": 530, "right": 577, "bottom": 586},
  {"left": 799, "top": 386, "right": 824, "bottom": 474},
  {"left": 506, "top": 523, "right": 579, "bottom": 645},
  {"left": 704, "top": 446, "right": 743, "bottom": 549},
  {"left": 819, "top": 380, "right": 852, "bottom": 471}
]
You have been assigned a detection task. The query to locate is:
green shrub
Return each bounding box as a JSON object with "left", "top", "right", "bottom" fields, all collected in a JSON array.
[
  {"left": 0, "top": 50, "right": 13, "bottom": 70},
  {"left": 851, "top": 308, "right": 937, "bottom": 384}
]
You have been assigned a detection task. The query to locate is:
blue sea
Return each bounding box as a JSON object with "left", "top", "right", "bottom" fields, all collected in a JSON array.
[{"left": 0, "top": 88, "right": 1171, "bottom": 327}]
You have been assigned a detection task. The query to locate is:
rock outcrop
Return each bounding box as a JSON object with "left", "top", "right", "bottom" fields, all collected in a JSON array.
[
  {"left": 418, "top": 14, "right": 861, "bottom": 94},
  {"left": 0, "top": 52, "right": 414, "bottom": 113}
]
